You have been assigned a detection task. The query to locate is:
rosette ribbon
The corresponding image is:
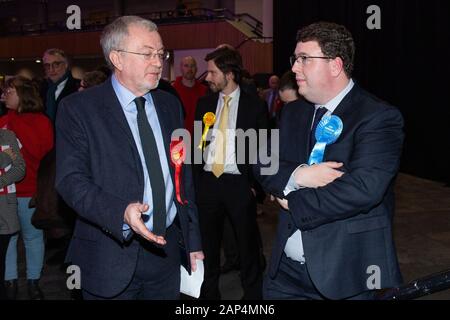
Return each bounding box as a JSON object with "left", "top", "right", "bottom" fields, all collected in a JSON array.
[
  {"left": 170, "top": 139, "right": 188, "bottom": 205},
  {"left": 308, "top": 115, "right": 344, "bottom": 165}
]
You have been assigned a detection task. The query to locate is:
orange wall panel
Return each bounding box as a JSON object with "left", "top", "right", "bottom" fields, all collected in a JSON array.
[{"left": 0, "top": 21, "right": 272, "bottom": 74}]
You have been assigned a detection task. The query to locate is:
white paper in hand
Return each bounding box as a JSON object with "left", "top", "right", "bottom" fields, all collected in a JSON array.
[{"left": 180, "top": 259, "right": 204, "bottom": 298}]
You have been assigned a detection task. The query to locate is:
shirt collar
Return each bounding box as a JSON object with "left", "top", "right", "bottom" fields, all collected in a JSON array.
[
  {"left": 111, "top": 74, "right": 151, "bottom": 111},
  {"left": 316, "top": 79, "right": 354, "bottom": 113},
  {"left": 219, "top": 86, "right": 240, "bottom": 104},
  {"left": 57, "top": 78, "right": 68, "bottom": 90}
]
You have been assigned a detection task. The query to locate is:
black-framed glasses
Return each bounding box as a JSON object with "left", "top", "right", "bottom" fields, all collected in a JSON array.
[
  {"left": 43, "top": 61, "right": 66, "bottom": 70},
  {"left": 116, "top": 49, "right": 170, "bottom": 61},
  {"left": 289, "top": 54, "right": 333, "bottom": 67}
]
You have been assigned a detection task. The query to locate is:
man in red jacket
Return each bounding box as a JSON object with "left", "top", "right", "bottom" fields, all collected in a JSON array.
[{"left": 172, "top": 56, "right": 207, "bottom": 135}]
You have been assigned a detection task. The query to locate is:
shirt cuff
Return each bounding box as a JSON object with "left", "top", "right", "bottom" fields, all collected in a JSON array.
[
  {"left": 122, "top": 223, "right": 132, "bottom": 240},
  {"left": 283, "top": 164, "right": 308, "bottom": 196}
]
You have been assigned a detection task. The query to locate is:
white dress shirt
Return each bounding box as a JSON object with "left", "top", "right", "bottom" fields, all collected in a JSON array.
[
  {"left": 54, "top": 78, "right": 68, "bottom": 100},
  {"left": 204, "top": 87, "right": 241, "bottom": 175}
]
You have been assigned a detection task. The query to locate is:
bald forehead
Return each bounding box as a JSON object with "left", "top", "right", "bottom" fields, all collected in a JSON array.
[
  {"left": 269, "top": 75, "right": 279, "bottom": 83},
  {"left": 181, "top": 57, "right": 196, "bottom": 66}
]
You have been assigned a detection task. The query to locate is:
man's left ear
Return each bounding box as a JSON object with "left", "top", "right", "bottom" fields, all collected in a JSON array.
[
  {"left": 226, "top": 71, "right": 235, "bottom": 83},
  {"left": 331, "top": 57, "right": 344, "bottom": 77}
]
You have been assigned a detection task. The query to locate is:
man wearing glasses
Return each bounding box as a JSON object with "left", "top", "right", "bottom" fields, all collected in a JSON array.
[
  {"left": 38, "top": 48, "right": 80, "bottom": 271},
  {"left": 254, "top": 22, "right": 404, "bottom": 300},
  {"left": 41, "top": 48, "right": 80, "bottom": 123},
  {"left": 55, "top": 16, "right": 203, "bottom": 299}
]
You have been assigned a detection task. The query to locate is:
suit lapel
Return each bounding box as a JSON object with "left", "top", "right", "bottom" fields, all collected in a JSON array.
[
  {"left": 303, "top": 102, "right": 316, "bottom": 159},
  {"left": 331, "top": 84, "right": 359, "bottom": 120},
  {"left": 56, "top": 76, "right": 76, "bottom": 105},
  {"left": 322, "top": 84, "right": 360, "bottom": 161},
  {"left": 206, "top": 94, "right": 219, "bottom": 116},
  {"left": 103, "top": 79, "right": 145, "bottom": 185},
  {"left": 235, "top": 91, "right": 248, "bottom": 131},
  {"left": 303, "top": 85, "right": 360, "bottom": 160},
  {"left": 201, "top": 94, "right": 219, "bottom": 148},
  {"left": 104, "top": 80, "right": 137, "bottom": 151}
]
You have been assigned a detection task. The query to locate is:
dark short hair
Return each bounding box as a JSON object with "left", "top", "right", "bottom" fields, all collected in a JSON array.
[
  {"left": 296, "top": 22, "right": 355, "bottom": 77},
  {"left": 82, "top": 71, "right": 108, "bottom": 89},
  {"left": 5, "top": 76, "right": 43, "bottom": 113},
  {"left": 279, "top": 71, "right": 299, "bottom": 93},
  {"left": 205, "top": 47, "right": 243, "bottom": 84}
]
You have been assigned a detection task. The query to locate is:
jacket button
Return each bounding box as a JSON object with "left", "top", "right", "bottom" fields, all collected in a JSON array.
[{"left": 287, "top": 223, "right": 292, "bottom": 229}]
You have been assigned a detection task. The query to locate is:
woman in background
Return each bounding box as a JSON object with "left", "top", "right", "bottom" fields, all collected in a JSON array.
[{"left": 0, "top": 76, "right": 53, "bottom": 300}]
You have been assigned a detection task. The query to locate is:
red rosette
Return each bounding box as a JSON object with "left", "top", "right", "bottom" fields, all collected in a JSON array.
[{"left": 170, "top": 139, "right": 188, "bottom": 205}]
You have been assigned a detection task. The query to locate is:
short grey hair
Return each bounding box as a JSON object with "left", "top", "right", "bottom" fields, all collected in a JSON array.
[
  {"left": 43, "top": 48, "right": 69, "bottom": 65},
  {"left": 100, "top": 16, "right": 158, "bottom": 70}
]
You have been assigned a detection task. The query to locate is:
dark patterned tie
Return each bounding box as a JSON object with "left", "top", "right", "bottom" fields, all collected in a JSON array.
[
  {"left": 134, "top": 97, "right": 166, "bottom": 236},
  {"left": 309, "top": 107, "right": 328, "bottom": 152}
]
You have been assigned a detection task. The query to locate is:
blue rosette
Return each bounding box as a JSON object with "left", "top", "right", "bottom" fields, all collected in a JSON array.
[{"left": 308, "top": 115, "right": 343, "bottom": 165}]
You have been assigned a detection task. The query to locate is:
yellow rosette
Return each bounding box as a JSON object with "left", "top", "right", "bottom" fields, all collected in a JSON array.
[{"left": 197, "top": 112, "right": 216, "bottom": 150}]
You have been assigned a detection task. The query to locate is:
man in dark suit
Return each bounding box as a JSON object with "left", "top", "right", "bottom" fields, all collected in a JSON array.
[
  {"left": 194, "top": 47, "right": 268, "bottom": 299},
  {"left": 261, "top": 75, "right": 282, "bottom": 128},
  {"left": 55, "top": 16, "right": 203, "bottom": 300},
  {"left": 254, "top": 22, "right": 404, "bottom": 300},
  {"left": 38, "top": 48, "right": 80, "bottom": 267},
  {"left": 41, "top": 48, "right": 80, "bottom": 124}
]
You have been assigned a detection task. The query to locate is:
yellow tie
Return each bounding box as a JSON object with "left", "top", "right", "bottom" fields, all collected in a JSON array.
[{"left": 212, "top": 95, "right": 231, "bottom": 178}]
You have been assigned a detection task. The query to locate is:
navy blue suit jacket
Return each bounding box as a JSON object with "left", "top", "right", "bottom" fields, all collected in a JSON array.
[
  {"left": 55, "top": 78, "right": 202, "bottom": 297},
  {"left": 254, "top": 84, "right": 404, "bottom": 299}
]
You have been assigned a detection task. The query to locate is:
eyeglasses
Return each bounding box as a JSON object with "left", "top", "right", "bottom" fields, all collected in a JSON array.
[
  {"left": 43, "top": 61, "right": 66, "bottom": 70},
  {"left": 116, "top": 49, "right": 170, "bottom": 61},
  {"left": 290, "top": 54, "right": 333, "bottom": 67}
]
